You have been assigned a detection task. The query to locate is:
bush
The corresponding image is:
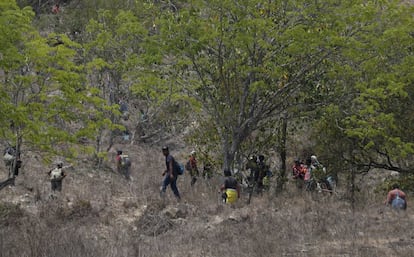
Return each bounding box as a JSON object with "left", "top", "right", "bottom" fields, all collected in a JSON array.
[{"left": 0, "top": 202, "right": 25, "bottom": 226}]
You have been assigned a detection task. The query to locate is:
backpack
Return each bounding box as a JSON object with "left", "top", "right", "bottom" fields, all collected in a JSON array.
[
  {"left": 50, "top": 168, "right": 64, "bottom": 180},
  {"left": 174, "top": 161, "right": 184, "bottom": 175},
  {"left": 3, "top": 153, "right": 14, "bottom": 166},
  {"left": 120, "top": 154, "right": 131, "bottom": 167},
  {"left": 3, "top": 146, "right": 16, "bottom": 156},
  {"left": 392, "top": 191, "right": 406, "bottom": 210},
  {"left": 3, "top": 147, "right": 16, "bottom": 166}
]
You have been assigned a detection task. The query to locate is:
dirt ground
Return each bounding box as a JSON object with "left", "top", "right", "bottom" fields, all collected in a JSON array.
[{"left": 0, "top": 143, "right": 413, "bottom": 257}]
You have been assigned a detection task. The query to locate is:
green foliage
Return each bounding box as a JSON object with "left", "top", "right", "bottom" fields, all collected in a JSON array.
[
  {"left": 376, "top": 174, "right": 414, "bottom": 195},
  {"left": 82, "top": 6, "right": 192, "bottom": 145},
  {"left": 0, "top": 0, "right": 121, "bottom": 164},
  {"left": 312, "top": 1, "right": 414, "bottom": 173},
  {"left": 159, "top": 0, "right": 345, "bottom": 168},
  {"left": 6, "top": 0, "right": 414, "bottom": 178}
]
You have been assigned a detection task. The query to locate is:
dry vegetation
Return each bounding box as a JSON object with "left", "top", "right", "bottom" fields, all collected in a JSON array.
[{"left": 0, "top": 143, "right": 413, "bottom": 257}]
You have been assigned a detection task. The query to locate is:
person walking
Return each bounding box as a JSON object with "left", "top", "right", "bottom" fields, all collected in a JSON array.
[
  {"left": 256, "top": 154, "right": 269, "bottom": 193},
  {"left": 245, "top": 155, "right": 258, "bottom": 184},
  {"left": 220, "top": 169, "right": 240, "bottom": 204},
  {"left": 385, "top": 183, "right": 407, "bottom": 210},
  {"left": 160, "top": 146, "right": 181, "bottom": 201},
  {"left": 304, "top": 157, "right": 313, "bottom": 191},
  {"left": 115, "top": 150, "right": 132, "bottom": 180},
  {"left": 292, "top": 158, "right": 306, "bottom": 189},
  {"left": 187, "top": 150, "right": 199, "bottom": 186},
  {"left": 47, "top": 162, "right": 70, "bottom": 198},
  {"left": 3, "top": 146, "right": 21, "bottom": 178}
]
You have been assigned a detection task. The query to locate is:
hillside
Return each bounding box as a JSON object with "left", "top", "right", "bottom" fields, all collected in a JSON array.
[
  {"left": 0, "top": 142, "right": 413, "bottom": 257},
  {"left": 2, "top": 1, "right": 414, "bottom": 256}
]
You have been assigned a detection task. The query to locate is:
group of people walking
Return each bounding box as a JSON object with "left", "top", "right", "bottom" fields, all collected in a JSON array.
[
  {"left": 292, "top": 155, "right": 334, "bottom": 192},
  {"left": 292, "top": 155, "right": 407, "bottom": 210},
  {"left": 158, "top": 148, "right": 275, "bottom": 204},
  {"left": 158, "top": 146, "right": 240, "bottom": 204},
  {"left": 157, "top": 147, "right": 409, "bottom": 209},
  {"left": 244, "top": 154, "right": 272, "bottom": 193},
  {"left": 2, "top": 144, "right": 407, "bottom": 210}
]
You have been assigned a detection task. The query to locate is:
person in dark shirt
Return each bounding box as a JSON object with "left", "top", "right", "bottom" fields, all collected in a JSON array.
[
  {"left": 220, "top": 169, "right": 240, "bottom": 204},
  {"left": 160, "top": 146, "right": 181, "bottom": 201}
]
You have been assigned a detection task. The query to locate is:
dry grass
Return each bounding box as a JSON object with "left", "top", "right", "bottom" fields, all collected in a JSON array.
[{"left": 0, "top": 143, "right": 413, "bottom": 257}]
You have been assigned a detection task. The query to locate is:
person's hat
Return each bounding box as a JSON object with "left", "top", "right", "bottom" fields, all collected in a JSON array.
[
  {"left": 190, "top": 150, "right": 196, "bottom": 155},
  {"left": 162, "top": 146, "right": 169, "bottom": 151}
]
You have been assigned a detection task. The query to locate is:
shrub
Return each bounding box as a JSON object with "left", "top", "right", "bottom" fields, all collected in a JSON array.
[{"left": 0, "top": 202, "right": 25, "bottom": 226}]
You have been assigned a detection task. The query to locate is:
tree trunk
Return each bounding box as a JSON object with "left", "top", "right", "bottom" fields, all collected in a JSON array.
[
  {"left": 276, "top": 113, "right": 287, "bottom": 193},
  {"left": 349, "top": 163, "right": 356, "bottom": 211}
]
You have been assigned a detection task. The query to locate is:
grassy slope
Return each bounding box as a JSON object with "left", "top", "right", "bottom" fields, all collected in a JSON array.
[{"left": 0, "top": 141, "right": 413, "bottom": 257}]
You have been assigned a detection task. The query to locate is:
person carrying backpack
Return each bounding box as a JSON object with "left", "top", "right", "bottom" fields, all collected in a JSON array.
[
  {"left": 309, "top": 155, "right": 332, "bottom": 192},
  {"left": 186, "top": 150, "right": 199, "bottom": 186},
  {"left": 220, "top": 169, "right": 240, "bottom": 204},
  {"left": 160, "top": 146, "right": 181, "bottom": 201},
  {"left": 3, "top": 146, "right": 16, "bottom": 167},
  {"left": 245, "top": 155, "right": 258, "bottom": 184},
  {"left": 385, "top": 183, "right": 407, "bottom": 210},
  {"left": 3, "top": 146, "right": 22, "bottom": 178},
  {"left": 292, "top": 159, "right": 306, "bottom": 179},
  {"left": 292, "top": 158, "right": 306, "bottom": 189},
  {"left": 202, "top": 162, "right": 213, "bottom": 180},
  {"left": 47, "top": 162, "right": 69, "bottom": 197},
  {"left": 256, "top": 155, "right": 269, "bottom": 193},
  {"left": 116, "top": 150, "right": 132, "bottom": 180}
]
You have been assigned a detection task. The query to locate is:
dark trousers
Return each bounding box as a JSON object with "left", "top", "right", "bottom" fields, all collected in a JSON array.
[
  {"left": 161, "top": 174, "right": 180, "bottom": 198},
  {"left": 51, "top": 179, "right": 63, "bottom": 192},
  {"left": 122, "top": 167, "right": 131, "bottom": 180}
]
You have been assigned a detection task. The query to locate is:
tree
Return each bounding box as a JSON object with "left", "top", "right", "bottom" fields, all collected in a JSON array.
[
  {"left": 312, "top": 1, "right": 414, "bottom": 175},
  {"left": 83, "top": 7, "right": 191, "bottom": 148},
  {"left": 0, "top": 0, "right": 115, "bottom": 170},
  {"left": 159, "top": 0, "right": 343, "bottom": 171}
]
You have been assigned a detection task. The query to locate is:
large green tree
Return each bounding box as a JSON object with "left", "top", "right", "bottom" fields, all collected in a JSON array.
[
  {"left": 0, "top": 0, "right": 114, "bottom": 171},
  {"left": 158, "top": 0, "right": 345, "bottom": 170},
  {"left": 83, "top": 2, "right": 201, "bottom": 148},
  {"left": 313, "top": 1, "right": 414, "bottom": 175}
]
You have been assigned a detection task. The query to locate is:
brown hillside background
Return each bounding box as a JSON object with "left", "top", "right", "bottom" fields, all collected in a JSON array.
[{"left": 0, "top": 139, "right": 413, "bottom": 257}]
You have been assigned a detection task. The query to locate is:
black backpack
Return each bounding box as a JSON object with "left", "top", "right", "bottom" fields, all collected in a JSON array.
[
  {"left": 4, "top": 146, "right": 16, "bottom": 156},
  {"left": 174, "top": 161, "right": 184, "bottom": 175}
]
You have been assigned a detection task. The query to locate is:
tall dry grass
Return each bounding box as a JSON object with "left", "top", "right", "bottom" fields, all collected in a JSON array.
[{"left": 0, "top": 144, "right": 413, "bottom": 257}]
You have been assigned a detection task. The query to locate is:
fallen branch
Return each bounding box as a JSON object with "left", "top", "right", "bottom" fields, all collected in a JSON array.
[{"left": 0, "top": 177, "right": 15, "bottom": 191}]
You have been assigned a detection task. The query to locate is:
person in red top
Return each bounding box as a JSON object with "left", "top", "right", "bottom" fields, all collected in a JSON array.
[
  {"left": 52, "top": 4, "right": 60, "bottom": 14},
  {"left": 188, "top": 151, "right": 199, "bottom": 186},
  {"left": 115, "top": 149, "right": 131, "bottom": 180},
  {"left": 292, "top": 159, "right": 306, "bottom": 180},
  {"left": 292, "top": 159, "right": 306, "bottom": 189},
  {"left": 385, "top": 183, "right": 407, "bottom": 210},
  {"left": 115, "top": 150, "right": 123, "bottom": 174}
]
